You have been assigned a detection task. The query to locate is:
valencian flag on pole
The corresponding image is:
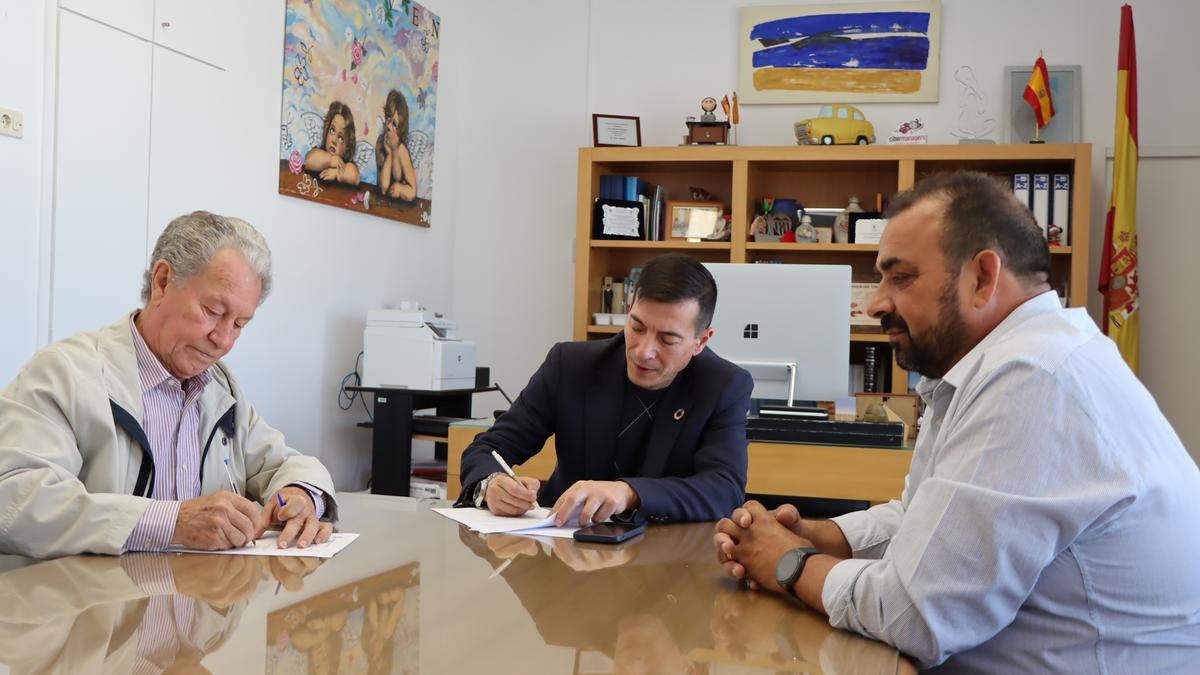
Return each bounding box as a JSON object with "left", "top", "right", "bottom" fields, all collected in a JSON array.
[
  {"left": 1023, "top": 54, "right": 1056, "bottom": 129},
  {"left": 1099, "top": 4, "right": 1140, "bottom": 372}
]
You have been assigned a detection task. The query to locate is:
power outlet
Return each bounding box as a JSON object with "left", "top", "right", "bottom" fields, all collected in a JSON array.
[{"left": 0, "top": 107, "right": 24, "bottom": 139}]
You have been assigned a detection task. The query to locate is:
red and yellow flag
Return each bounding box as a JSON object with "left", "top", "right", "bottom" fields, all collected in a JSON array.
[
  {"left": 721, "top": 95, "right": 731, "bottom": 118},
  {"left": 1023, "top": 56, "right": 1056, "bottom": 128},
  {"left": 1098, "top": 4, "right": 1140, "bottom": 371}
]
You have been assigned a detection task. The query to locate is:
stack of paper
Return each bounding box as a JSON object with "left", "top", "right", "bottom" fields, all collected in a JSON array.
[{"left": 432, "top": 507, "right": 581, "bottom": 539}]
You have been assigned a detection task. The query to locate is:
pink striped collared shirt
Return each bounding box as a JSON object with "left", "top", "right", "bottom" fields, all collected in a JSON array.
[{"left": 123, "top": 316, "right": 212, "bottom": 552}]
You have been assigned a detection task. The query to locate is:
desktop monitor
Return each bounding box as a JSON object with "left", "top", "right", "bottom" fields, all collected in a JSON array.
[{"left": 703, "top": 263, "right": 851, "bottom": 403}]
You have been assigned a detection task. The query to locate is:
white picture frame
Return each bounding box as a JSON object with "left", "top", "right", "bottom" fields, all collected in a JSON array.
[{"left": 1003, "top": 64, "right": 1082, "bottom": 144}]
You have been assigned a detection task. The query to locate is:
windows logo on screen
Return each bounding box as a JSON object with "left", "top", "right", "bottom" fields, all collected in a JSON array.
[{"left": 743, "top": 323, "right": 759, "bottom": 339}]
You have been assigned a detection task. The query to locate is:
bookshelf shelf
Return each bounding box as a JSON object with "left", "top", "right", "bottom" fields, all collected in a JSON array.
[
  {"left": 575, "top": 144, "right": 1092, "bottom": 395},
  {"left": 591, "top": 240, "right": 732, "bottom": 250},
  {"left": 747, "top": 243, "right": 880, "bottom": 253},
  {"left": 850, "top": 332, "right": 891, "bottom": 343}
]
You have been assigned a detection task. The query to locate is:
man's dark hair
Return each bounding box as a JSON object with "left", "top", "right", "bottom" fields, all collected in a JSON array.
[
  {"left": 886, "top": 170, "right": 1051, "bottom": 286},
  {"left": 633, "top": 253, "right": 718, "bottom": 334}
]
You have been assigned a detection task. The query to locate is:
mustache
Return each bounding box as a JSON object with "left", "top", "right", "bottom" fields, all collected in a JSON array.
[{"left": 879, "top": 312, "right": 909, "bottom": 333}]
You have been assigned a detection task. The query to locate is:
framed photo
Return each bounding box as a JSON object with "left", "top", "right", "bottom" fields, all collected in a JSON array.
[
  {"left": 667, "top": 200, "right": 724, "bottom": 241},
  {"left": 1003, "top": 65, "right": 1081, "bottom": 143},
  {"left": 592, "top": 114, "right": 642, "bottom": 147},
  {"left": 592, "top": 198, "right": 645, "bottom": 240}
]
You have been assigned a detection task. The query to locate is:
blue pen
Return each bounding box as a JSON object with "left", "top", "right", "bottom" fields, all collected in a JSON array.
[{"left": 222, "top": 458, "right": 240, "bottom": 496}]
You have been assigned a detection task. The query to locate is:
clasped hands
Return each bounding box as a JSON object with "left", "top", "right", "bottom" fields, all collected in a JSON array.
[
  {"left": 713, "top": 501, "right": 816, "bottom": 594},
  {"left": 170, "top": 485, "right": 332, "bottom": 551},
  {"left": 485, "top": 474, "right": 640, "bottom": 527}
]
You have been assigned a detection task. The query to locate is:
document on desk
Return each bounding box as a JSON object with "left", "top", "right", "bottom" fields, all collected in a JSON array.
[
  {"left": 432, "top": 507, "right": 580, "bottom": 539},
  {"left": 164, "top": 531, "right": 360, "bottom": 558}
]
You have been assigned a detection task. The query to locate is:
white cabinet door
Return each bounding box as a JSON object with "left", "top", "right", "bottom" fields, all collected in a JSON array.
[
  {"left": 52, "top": 11, "right": 152, "bottom": 341},
  {"left": 147, "top": 44, "right": 234, "bottom": 244},
  {"left": 153, "top": 0, "right": 234, "bottom": 69},
  {"left": 59, "top": 0, "right": 153, "bottom": 40}
]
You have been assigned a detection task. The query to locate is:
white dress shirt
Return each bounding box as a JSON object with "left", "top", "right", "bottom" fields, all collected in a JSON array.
[{"left": 822, "top": 291, "right": 1200, "bottom": 672}]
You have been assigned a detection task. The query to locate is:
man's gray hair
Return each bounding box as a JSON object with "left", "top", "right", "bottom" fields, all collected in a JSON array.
[{"left": 141, "top": 211, "right": 273, "bottom": 304}]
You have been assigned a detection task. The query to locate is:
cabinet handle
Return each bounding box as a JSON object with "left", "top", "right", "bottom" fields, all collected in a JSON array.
[{"left": 161, "top": 21, "right": 170, "bottom": 28}]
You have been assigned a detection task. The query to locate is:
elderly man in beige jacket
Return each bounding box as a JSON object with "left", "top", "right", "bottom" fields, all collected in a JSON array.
[{"left": 0, "top": 211, "right": 337, "bottom": 558}]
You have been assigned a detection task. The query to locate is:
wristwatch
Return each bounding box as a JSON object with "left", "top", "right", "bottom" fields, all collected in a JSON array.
[
  {"left": 473, "top": 472, "right": 503, "bottom": 508},
  {"left": 775, "top": 546, "right": 821, "bottom": 599}
]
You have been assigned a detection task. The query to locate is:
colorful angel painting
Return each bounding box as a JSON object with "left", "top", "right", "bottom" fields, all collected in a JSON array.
[{"left": 279, "top": 0, "right": 440, "bottom": 226}]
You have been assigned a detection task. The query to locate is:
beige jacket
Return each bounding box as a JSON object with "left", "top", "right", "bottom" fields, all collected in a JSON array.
[{"left": 0, "top": 313, "right": 337, "bottom": 558}]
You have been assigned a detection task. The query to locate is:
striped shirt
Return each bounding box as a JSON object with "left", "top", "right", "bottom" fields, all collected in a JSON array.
[
  {"left": 822, "top": 292, "right": 1200, "bottom": 671},
  {"left": 123, "top": 317, "right": 213, "bottom": 551},
  {"left": 122, "top": 316, "right": 325, "bottom": 552}
]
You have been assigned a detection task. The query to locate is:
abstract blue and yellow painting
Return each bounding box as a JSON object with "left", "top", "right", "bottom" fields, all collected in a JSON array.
[
  {"left": 739, "top": 1, "right": 940, "bottom": 104},
  {"left": 279, "top": 0, "right": 440, "bottom": 226}
]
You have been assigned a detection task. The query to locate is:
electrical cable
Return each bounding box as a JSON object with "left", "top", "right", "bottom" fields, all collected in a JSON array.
[{"left": 337, "top": 351, "right": 373, "bottom": 422}]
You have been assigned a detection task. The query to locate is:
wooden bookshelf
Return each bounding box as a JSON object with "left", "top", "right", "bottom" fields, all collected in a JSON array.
[{"left": 575, "top": 144, "right": 1092, "bottom": 394}]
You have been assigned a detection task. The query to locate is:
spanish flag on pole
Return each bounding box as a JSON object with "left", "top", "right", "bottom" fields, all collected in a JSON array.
[
  {"left": 1099, "top": 4, "right": 1140, "bottom": 372},
  {"left": 1023, "top": 55, "right": 1055, "bottom": 129}
]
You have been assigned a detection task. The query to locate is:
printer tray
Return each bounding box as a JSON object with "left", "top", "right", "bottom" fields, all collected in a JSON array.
[
  {"left": 412, "top": 415, "right": 469, "bottom": 437},
  {"left": 747, "top": 417, "right": 904, "bottom": 447}
]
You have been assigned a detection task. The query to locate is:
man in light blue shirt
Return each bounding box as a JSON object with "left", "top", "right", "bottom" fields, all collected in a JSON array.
[{"left": 715, "top": 171, "right": 1200, "bottom": 672}]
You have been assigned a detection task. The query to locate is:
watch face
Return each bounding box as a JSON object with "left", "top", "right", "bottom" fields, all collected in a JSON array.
[{"left": 775, "top": 549, "right": 800, "bottom": 588}]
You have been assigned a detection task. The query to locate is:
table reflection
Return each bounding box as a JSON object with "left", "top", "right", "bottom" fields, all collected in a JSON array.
[
  {"left": 0, "top": 553, "right": 319, "bottom": 674},
  {"left": 457, "top": 524, "right": 912, "bottom": 675},
  {"left": 265, "top": 562, "right": 418, "bottom": 675}
]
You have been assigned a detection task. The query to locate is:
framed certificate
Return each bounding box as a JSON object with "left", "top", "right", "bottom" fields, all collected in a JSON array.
[{"left": 592, "top": 114, "right": 642, "bottom": 147}]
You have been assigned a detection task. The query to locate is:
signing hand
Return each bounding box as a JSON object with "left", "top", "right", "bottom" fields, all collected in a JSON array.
[
  {"left": 550, "top": 480, "right": 640, "bottom": 527},
  {"left": 172, "top": 491, "right": 261, "bottom": 550},
  {"left": 485, "top": 474, "right": 541, "bottom": 516},
  {"left": 714, "top": 500, "right": 811, "bottom": 593},
  {"left": 257, "top": 486, "right": 333, "bottom": 549}
]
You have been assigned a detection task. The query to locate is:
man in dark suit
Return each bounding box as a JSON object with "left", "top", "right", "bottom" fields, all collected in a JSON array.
[{"left": 456, "top": 253, "right": 753, "bottom": 525}]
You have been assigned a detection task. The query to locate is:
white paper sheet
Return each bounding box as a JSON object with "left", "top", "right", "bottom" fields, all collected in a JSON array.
[
  {"left": 164, "top": 531, "right": 359, "bottom": 558},
  {"left": 432, "top": 506, "right": 581, "bottom": 538}
]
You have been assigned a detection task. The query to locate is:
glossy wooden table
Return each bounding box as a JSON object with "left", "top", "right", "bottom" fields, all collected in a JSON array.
[{"left": 0, "top": 493, "right": 913, "bottom": 674}]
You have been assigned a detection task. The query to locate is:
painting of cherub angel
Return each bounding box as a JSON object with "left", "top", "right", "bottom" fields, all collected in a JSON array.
[{"left": 279, "top": 0, "right": 439, "bottom": 226}]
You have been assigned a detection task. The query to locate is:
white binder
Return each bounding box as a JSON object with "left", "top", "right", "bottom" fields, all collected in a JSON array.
[
  {"left": 1013, "top": 173, "right": 1031, "bottom": 209},
  {"left": 1051, "top": 174, "right": 1071, "bottom": 245},
  {"left": 1031, "top": 174, "right": 1051, "bottom": 239}
]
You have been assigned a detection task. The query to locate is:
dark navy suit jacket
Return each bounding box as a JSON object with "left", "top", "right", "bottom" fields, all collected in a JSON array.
[{"left": 458, "top": 333, "right": 752, "bottom": 523}]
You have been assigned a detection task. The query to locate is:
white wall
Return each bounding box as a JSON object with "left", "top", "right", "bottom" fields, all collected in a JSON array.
[
  {"left": 0, "top": 0, "right": 46, "bottom": 383},
  {"left": 446, "top": 0, "right": 589, "bottom": 417}
]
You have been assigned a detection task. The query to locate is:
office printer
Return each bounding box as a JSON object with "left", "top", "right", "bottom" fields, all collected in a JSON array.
[{"left": 362, "top": 309, "right": 476, "bottom": 390}]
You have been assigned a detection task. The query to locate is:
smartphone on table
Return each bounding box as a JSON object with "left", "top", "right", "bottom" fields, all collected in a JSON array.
[{"left": 573, "top": 522, "right": 646, "bottom": 544}]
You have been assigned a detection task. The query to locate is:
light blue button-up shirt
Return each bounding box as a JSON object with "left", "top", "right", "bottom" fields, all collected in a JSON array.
[{"left": 823, "top": 291, "right": 1200, "bottom": 671}]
